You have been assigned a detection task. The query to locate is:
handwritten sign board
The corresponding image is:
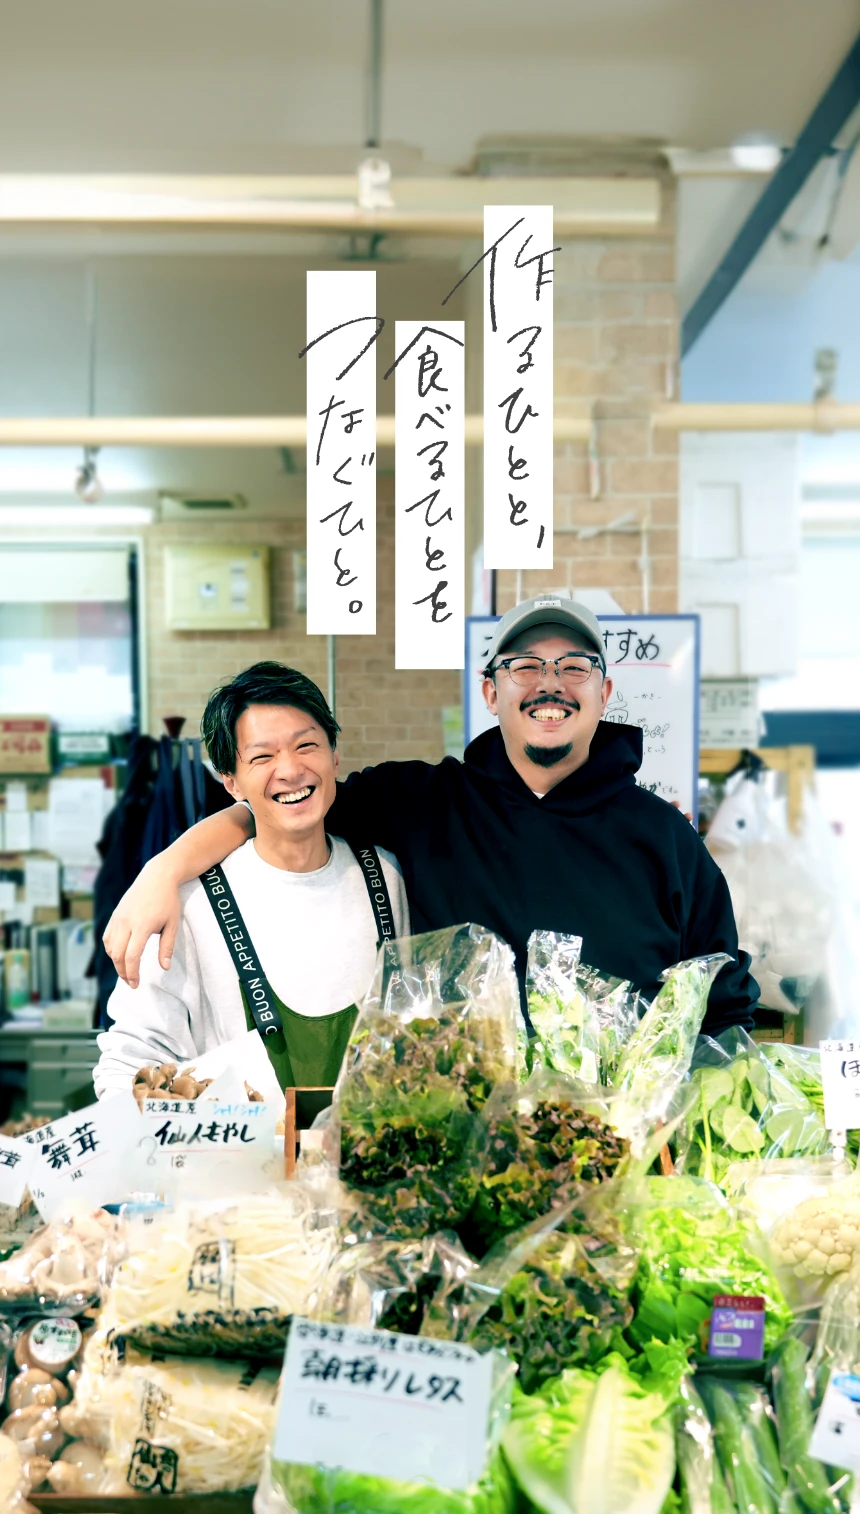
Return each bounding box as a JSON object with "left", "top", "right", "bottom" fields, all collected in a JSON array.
[
  {"left": 394, "top": 321, "right": 465, "bottom": 668},
  {"left": 305, "top": 270, "right": 378, "bottom": 635},
  {"left": 23, "top": 1094, "right": 142, "bottom": 1220},
  {"left": 464, "top": 614, "right": 700, "bottom": 820},
  {"left": 483, "top": 206, "right": 555, "bottom": 571},
  {"left": 0, "top": 1132, "right": 36, "bottom": 1208},
  {"left": 133, "top": 1099, "right": 279, "bottom": 1197},
  {"left": 820, "top": 1040, "right": 860, "bottom": 1131},
  {"left": 275, "top": 1318, "right": 495, "bottom": 1492}
]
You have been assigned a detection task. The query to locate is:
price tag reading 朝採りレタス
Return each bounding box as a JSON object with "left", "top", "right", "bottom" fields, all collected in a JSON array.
[
  {"left": 274, "top": 1318, "right": 495, "bottom": 1492},
  {"left": 708, "top": 1295, "right": 765, "bottom": 1361},
  {"left": 810, "top": 1372, "right": 860, "bottom": 1471},
  {"left": 820, "top": 1040, "right": 860, "bottom": 1132}
]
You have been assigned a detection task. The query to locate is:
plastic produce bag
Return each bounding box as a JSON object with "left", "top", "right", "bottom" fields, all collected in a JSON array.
[
  {"left": 311, "top": 1232, "right": 477, "bottom": 1336},
  {"left": 255, "top": 1350, "right": 518, "bottom": 1514},
  {"left": 611, "top": 955, "right": 730, "bottom": 1129},
  {"left": 425, "top": 1187, "right": 638, "bottom": 1395},
  {"left": 0, "top": 1208, "right": 111, "bottom": 1317},
  {"left": 676, "top": 1379, "right": 734, "bottom": 1514},
  {"left": 526, "top": 932, "right": 640, "bottom": 1088},
  {"left": 62, "top": 1344, "right": 278, "bottom": 1496},
  {"left": 0, "top": 1432, "right": 38, "bottom": 1514},
  {"left": 462, "top": 1070, "right": 630, "bottom": 1255},
  {"left": 765, "top": 1170, "right": 860, "bottom": 1286},
  {"left": 103, "top": 1186, "right": 335, "bottom": 1357},
  {"left": 706, "top": 769, "right": 832, "bottom": 1017},
  {"left": 332, "top": 924, "right": 520, "bottom": 1238},
  {"left": 676, "top": 1030, "right": 834, "bottom": 1188},
  {"left": 697, "top": 1376, "right": 789, "bottom": 1514},
  {"left": 770, "top": 1337, "right": 849, "bottom": 1514},
  {"left": 628, "top": 1177, "right": 792, "bottom": 1359}
]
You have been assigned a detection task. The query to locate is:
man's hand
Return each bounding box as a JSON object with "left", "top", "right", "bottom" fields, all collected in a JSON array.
[{"left": 103, "top": 861, "right": 181, "bottom": 988}]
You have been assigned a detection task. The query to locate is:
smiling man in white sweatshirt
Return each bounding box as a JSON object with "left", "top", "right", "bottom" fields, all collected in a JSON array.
[{"left": 94, "top": 661, "right": 408, "bottom": 1098}]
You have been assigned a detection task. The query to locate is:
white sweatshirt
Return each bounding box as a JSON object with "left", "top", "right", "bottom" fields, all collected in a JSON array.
[{"left": 95, "top": 836, "right": 409, "bottom": 1098}]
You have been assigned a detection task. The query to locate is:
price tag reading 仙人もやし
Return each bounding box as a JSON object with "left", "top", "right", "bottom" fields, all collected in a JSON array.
[{"left": 274, "top": 1319, "right": 495, "bottom": 1492}]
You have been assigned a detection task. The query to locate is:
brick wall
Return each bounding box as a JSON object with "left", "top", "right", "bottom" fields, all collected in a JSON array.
[
  {"left": 495, "top": 177, "right": 679, "bottom": 615},
  {"left": 143, "top": 485, "right": 460, "bottom": 775}
]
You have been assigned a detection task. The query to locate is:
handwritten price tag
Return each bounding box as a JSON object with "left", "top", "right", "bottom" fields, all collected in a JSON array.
[
  {"left": 134, "top": 1099, "right": 278, "bottom": 1196},
  {"left": 0, "top": 1133, "right": 36, "bottom": 1209},
  {"left": 275, "top": 1318, "right": 495, "bottom": 1492},
  {"left": 810, "top": 1373, "right": 860, "bottom": 1471},
  {"left": 820, "top": 1040, "right": 860, "bottom": 1132},
  {"left": 25, "top": 1094, "right": 142, "bottom": 1220}
]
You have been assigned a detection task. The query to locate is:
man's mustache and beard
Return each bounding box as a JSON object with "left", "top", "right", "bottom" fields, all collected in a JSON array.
[{"left": 521, "top": 692, "right": 580, "bottom": 768}]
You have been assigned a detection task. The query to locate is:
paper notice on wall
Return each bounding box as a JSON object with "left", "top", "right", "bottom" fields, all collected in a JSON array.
[
  {"left": 25, "top": 857, "right": 61, "bottom": 908},
  {"left": 48, "top": 778, "right": 105, "bottom": 864},
  {"left": 0, "top": 881, "right": 17, "bottom": 912},
  {"left": 483, "top": 204, "right": 555, "bottom": 571},
  {"left": 5, "top": 782, "right": 27, "bottom": 813},
  {"left": 4, "top": 810, "right": 32, "bottom": 851},
  {"left": 305, "top": 269, "right": 378, "bottom": 636},
  {"left": 394, "top": 320, "right": 465, "bottom": 670}
]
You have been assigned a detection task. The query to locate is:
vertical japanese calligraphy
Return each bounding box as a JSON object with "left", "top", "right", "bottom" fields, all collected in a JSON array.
[
  {"left": 392, "top": 321, "right": 465, "bottom": 669},
  {"left": 482, "top": 205, "right": 556, "bottom": 571},
  {"left": 304, "top": 271, "right": 380, "bottom": 635}
]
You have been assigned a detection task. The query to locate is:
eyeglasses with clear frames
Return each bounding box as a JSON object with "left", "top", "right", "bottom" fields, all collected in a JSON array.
[{"left": 486, "top": 653, "right": 605, "bottom": 686}]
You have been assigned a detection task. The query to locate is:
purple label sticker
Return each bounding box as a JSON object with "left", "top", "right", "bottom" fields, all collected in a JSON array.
[{"left": 708, "top": 1295, "right": 765, "bottom": 1361}]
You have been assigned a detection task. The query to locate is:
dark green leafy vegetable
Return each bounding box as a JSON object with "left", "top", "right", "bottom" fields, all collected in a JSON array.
[{"left": 466, "top": 1076, "right": 629, "bottom": 1252}]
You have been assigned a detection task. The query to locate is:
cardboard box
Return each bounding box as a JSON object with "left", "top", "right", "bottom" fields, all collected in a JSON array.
[{"left": 0, "top": 717, "right": 52, "bottom": 775}]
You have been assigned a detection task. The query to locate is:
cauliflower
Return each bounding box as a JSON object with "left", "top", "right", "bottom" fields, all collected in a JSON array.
[{"left": 772, "top": 1192, "right": 860, "bottom": 1280}]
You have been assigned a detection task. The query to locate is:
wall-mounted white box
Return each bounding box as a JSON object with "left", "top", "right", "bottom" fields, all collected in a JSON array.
[{"left": 164, "top": 544, "right": 271, "bottom": 631}]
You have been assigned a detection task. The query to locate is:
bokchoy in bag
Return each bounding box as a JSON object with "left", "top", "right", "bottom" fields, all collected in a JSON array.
[
  {"left": 526, "top": 931, "right": 640, "bottom": 1088},
  {"left": 333, "top": 924, "right": 520, "bottom": 1238}
]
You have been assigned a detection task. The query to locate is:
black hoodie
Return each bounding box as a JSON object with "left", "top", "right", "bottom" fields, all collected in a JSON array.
[{"left": 329, "top": 720, "right": 758, "bottom": 1037}]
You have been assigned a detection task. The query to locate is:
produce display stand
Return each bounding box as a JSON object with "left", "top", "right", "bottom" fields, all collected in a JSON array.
[
  {"left": 699, "top": 744, "right": 816, "bottom": 1047},
  {"left": 30, "top": 1497, "right": 253, "bottom": 1512}
]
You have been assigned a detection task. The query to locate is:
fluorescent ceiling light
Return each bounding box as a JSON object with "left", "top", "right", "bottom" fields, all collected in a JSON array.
[
  {"left": 730, "top": 141, "right": 782, "bottom": 173},
  {"left": 0, "top": 504, "right": 154, "bottom": 527}
]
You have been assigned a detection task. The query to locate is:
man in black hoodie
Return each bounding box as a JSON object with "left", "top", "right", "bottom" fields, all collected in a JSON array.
[{"left": 104, "top": 596, "right": 757, "bottom": 1035}]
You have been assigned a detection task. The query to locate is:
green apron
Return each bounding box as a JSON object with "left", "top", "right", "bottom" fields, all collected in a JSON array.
[{"left": 200, "top": 840, "right": 395, "bottom": 1093}]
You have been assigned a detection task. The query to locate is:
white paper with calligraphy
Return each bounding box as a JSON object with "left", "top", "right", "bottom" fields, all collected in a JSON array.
[
  {"left": 24, "top": 1094, "right": 143, "bottom": 1221},
  {"left": 305, "top": 270, "right": 378, "bottom": 635},
  {"left": 820, "top": 1041, "right": 860, "bottom": 1131},
  {"left": 274, "top": 1317, "right": 495, "bottom": 1492},
  {"left": 0, "top": 1132, "right": 36, "bottom": 1209},
  {"left": 133, "top": 1099, "right": 279, "bottom": 1197},
  {"left": 483, "top": 204, "right": 554, "bottom": 571},
  {"left": 394, "top": 320, "right": 465, "bottom": 669},
  {"left": 465, "top": 613, "right": 700, "bottom": 820}
]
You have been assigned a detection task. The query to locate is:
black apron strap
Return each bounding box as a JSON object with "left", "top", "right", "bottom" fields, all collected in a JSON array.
[
  {"left": 199, "top": 865, "right": 285, "bottom": 1042},
  {"left": 347, "top": 842, "right": 396, "bottom": 947}
]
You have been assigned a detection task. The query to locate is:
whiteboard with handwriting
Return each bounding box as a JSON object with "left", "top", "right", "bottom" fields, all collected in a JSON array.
[{"left": 464, "top": 614, "right": 701, "bottom": 820}]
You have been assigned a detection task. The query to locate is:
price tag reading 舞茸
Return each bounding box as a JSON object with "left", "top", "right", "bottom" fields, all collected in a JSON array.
[
  {"left": 820, "top": 1040, "right": 860, "bottom": 1133},
  {"left": 274, "top": 1319, "right": 495, "bottom": 1492},
  {"left": 810, "top": 1373, "right": 860, "bottom": 1472}
]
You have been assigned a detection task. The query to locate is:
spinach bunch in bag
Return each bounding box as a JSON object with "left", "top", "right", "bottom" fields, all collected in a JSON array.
[
  {"left": 677, "top": 1029, "right": 833, "bottom": 1189},
  {"left": 464, "top": 1070, "right": 630, "bottom": 1254},
  {"left": 334, "top": 924, "right": 520, "bottom": 1238}
]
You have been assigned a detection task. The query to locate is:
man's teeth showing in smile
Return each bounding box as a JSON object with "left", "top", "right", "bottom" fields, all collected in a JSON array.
[
  {"left": 275, "top": 786, "right": 314, "bottom": 805},
  {"left": 528, "top": 706, "right": 571, "bottom": 724}
]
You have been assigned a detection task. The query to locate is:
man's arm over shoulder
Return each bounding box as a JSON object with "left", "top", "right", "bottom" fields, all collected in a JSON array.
[
  {"left": 679, "top": 821, "right": 760, "bottom": 1037},
  {"left": 94, "top": 909, "right": 203, "bottom": 1098},
  {"left": 329, "top": 758, "right": 440, "bottom": 855}
]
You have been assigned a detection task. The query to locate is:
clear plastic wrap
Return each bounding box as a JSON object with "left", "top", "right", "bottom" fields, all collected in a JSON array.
[
  {"left": 525, "top": 932, "right": 641, "bottom": 1089},
  {"left": 103, "top": 1185, "right": 335, "bottom": 1358},
  {"left": 311, "top": 1232, "right": 477, "bottom": 1336},
  {"left": 697, "top": 1376, "right": 788, "bottom": 1514},
  {"left": 770, "top": 1337, "right": 849, "bottom": 1514},
  {"left": 676, "top": 1379, "right": 734, "bottom": 1514},
  {"left": 332, "top": 924, "right": 520, "bottom": 1239},
  {"left": 675, "top": 1030, "right": 834, "bottom": 1188},
  {"left": 0, "top": 1208, "right": 111, "bottom": 1317},
  {"left": 60, "top": 1341, "right": 279, "bottom": 1496},
  {"left": 425, "top": 1185, "right": 638, "bottom": 1395},
  {"left": 628, "top": 1177, "right": 793, "bottom": 1359},
  {"left": 255, "top": 1347, "right": 517, "bottom": 1514},
  {"left": 611, "top": 955, "right": 730, "bottom": 1123},
  {"left": 763, "top": 1170, "right": 860, "bottom": 1287},
  {"left": 0, "top": 1431, "right": 37, "bottom": 1514},
  {"left": 462, "top": 1069, "right": 630, "bottom": 1255}
]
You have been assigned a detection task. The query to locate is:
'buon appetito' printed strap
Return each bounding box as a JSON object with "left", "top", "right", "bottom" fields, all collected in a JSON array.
[{"left": 199, "top": 865, "right": 285, "bottom": 1040}]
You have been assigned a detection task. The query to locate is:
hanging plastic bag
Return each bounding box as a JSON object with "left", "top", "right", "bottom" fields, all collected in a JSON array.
[
  {"left": 706, "top": 768, "right": 832, "bottom": 1016},
  {"left": 331, "top": 924, "right": 520, "bottom": 1239}
]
